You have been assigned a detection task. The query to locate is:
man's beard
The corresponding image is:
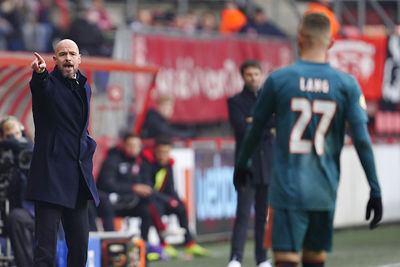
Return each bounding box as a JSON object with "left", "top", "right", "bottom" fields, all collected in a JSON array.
[
  {"left": 61, "top": 63, "right": 77, "bottom": 79},
  {"left": 63, "top": 72, "right": 76, "bottom": 79}
]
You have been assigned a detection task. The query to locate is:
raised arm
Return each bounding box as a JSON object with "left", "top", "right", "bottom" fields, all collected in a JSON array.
[
  {"left": 29, "top": 52, "right": 50, "bottom": 97},
  {"left": 31, "top": 52, "right": 46, "bottom": 74}
]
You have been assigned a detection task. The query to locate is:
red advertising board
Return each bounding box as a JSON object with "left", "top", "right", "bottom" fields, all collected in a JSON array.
[
  {"left": 327, "top": 37, "right": 387, "bottom": 100},
  {"left": 132, "top": 34, "right": 293, "bottom": 123}
]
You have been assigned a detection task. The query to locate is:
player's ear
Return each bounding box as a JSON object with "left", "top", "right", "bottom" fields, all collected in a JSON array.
[
  {"left": 297, "top": 33, "right": 304, "bottom": 51},
  {"left": 328, "top": 38, "right": 334, "bottom": 49},
  {"left": 53, "top": 55, "right": 56, "bottom": 63},
  {"left": 78, "top": 54, "right": 81, "bottom": 65}
]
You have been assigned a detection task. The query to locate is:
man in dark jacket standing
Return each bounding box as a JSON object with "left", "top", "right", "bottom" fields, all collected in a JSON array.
[
  {"left": 227, "top": 60, "right": 274, "bottom": 267},
  {"left": 27, "top": 39, "right": 99, "bottom": 267}
]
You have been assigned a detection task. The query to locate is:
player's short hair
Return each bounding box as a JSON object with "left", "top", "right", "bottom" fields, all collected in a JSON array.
[
  {"left": 240, "top": 59, "right": 262, "bottom": 75},
  {"left": 154, "top": 136, "right": 172, "bottom": 147},
  {"left": 156, "top": 94, "right": 174, "bottom": 105},
  {"left": 123, "top": 132, "right": 140, "bottom": 143},
  {"left": 299, "top": 12, "right": 331, "bottom": 48}
]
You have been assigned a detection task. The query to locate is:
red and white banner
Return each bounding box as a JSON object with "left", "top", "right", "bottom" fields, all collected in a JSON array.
[
  {"left": 328, "top": 37, "right": 387, "bottom": 100},
  {"left": 132, "top": 34, "right": 293, "bottom": 123}
]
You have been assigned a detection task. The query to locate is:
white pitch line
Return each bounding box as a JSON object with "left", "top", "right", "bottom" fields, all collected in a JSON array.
[{"left": 377, "top": 263, "right": 400, "bottom": 267}]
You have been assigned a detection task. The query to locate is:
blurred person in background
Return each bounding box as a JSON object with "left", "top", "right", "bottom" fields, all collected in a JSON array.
[
  {"left": 197, "top": 12, "right": 217, "bottom": 33},
  {"left": 239, "top": 7, "right": 286, "bottom": 38},
  {"left": 0, "top": 10, "right": 13, "bottom": 50},
  {"left": 174, "top": 12, "right": 197, "bottom": 34},
  {"left": 1, "top": 118, "right": 34, "bottom": 267},
  {"left": 87, "top": 0, "right": 113, "bottom": 32},
  {"left": 219, "top": 1, "right": 247, "bottom": 34},
  {"left": 96, "top": 133, "right": 153, "bottom": 239},
  {"left": 21, "top": 0, "right": 55, "bottom": 53},
  {"left": 67, "top": 5, "right": 105, "bottom": 56},
  {"left": 305, "top": 0, "right": 340, "bottom": 38},
  {"left": 22, "top": 12, "right": 51, "bottom": 53},
  {"left": 129, "top": 8, "right": 153, "bottom": 31},
  {"left": 0, "top": 0, "right": 25, "bottom": 50},
  {"left": 227, "top": 60, "right": 274, "bottom": 267},
  {"left": 141, "top": 136, "right": 208, "bottom": 258},
  {"left": 140, "top": 95, "right": 194, "bottom": 139}
]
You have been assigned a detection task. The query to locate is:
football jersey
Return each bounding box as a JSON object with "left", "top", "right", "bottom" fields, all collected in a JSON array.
[{"left": 250, "top": 60, "right": 369, "bottom": 210}]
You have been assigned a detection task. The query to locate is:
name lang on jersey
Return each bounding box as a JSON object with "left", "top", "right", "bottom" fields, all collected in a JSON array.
[{"left": 299, "top": 77, "right": 329, "bottom": 94}]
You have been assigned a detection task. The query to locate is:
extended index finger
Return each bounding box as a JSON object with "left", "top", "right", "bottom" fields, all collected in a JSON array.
[{"left": 34, "top": 52, "right": 44, "bottom": 63}]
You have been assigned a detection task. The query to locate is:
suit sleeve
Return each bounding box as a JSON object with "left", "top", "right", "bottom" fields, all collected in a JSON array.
[
  {"left": 29, "top": 70, "right": 52, "bottom": 98},
  {"left": 227, "top": 97, "right": 250, "bottom": 140},
  {"left": 236, "top": 76, "right": 276, "bottom": 168}
]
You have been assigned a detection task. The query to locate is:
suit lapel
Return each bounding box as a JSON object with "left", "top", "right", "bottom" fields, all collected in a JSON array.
[
  {"left": 83, "top": 84, "right": 90, "bottom": 135},
  {"left": 76, "top": 70, "right": 90, "bottom": 136}
]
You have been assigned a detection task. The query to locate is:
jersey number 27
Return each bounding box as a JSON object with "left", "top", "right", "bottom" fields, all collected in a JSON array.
[{"left": 290, "top": 98, "right": 337, "bottom": 156}]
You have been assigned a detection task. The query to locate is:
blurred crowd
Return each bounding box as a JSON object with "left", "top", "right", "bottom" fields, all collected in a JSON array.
[
  {"left": 129, "top": 2, "right": 287, "bottom": 38},
  {"left": 0, "top": 0, "right": 287, "bottom": 56},
  {"left": 0, "top": 0, "right": 114, "bottom": 55}
]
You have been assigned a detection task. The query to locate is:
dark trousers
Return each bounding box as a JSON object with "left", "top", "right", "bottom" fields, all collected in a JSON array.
[
  {"left": 114, "top": 199, "right": 152, "bottom": 241},
  {"left": 33, "top": 199, "right": 89, "bottom": 267},
  {"left": 7, "top": 208, "right": 35, "bottom": 267},
  {"left": 230, "top": 183, "right": 269, "bottom": 265},
  {"left": 95, "top": 194, "right": 152, "bottom": 241},
  {"left": 153, "top": 195, "right": 193, "bottom": 244},
  {"left": 88, "top": 191, "right": 113, "bottom": 231}
]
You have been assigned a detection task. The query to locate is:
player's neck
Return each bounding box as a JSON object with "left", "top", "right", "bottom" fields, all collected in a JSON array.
[{"left": 300, "top": 49, "right": 327, "bottom": 63}]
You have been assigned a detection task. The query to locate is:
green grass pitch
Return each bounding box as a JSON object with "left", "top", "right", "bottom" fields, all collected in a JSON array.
[{"left": 150, "top": 223, "right": 400, "bottom": 267}]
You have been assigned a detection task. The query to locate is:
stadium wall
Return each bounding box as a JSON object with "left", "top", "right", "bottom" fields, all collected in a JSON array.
[
  {"left": 168, "top": 143, "right": 400, "bottom": 240},
  {"left": 335, "top": 144, "right": 400, "bottom": 228}
]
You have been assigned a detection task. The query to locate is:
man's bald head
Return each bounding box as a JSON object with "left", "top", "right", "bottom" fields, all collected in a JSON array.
[
  {"left": 55, "top": 39, "right": 80, "bottom": 55},
  {"left": 53, "top": 39, "right": 81, "bottom": 78}
]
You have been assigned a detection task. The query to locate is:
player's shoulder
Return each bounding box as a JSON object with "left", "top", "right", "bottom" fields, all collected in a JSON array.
[
  {"left": 330, "top": 67, "right": 360, "bottom": 93},
  {"left": 267, "top": 63, "right": 299, "bottom": 79},
  {"left": 338, "top": 70, "right": 358, "bottom": 87}
]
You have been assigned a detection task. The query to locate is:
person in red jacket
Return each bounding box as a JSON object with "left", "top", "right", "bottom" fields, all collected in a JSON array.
[{"left": 141, "top": 136, "right": 208, "bottom": 258}]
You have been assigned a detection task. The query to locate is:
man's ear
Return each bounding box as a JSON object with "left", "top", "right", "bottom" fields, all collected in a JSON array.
[
  {"left": 53, "top": 55, "right": 56, "bottom": 63},
  {"left": 297, "top": 33, "right": 304, "bottom": 52},
  {"left": 328, "top": 37, "right": 334, "bottom": 49}
]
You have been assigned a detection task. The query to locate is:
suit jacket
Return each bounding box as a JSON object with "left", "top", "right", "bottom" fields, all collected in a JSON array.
[
  {"left": 227, "top": 86, "right": 274, "bottom": 185},
  {"left": 26, "top": 66, "right": 99, "bottom": 208}
]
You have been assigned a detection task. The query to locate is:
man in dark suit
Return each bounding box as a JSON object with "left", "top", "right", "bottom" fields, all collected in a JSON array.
[
  {"left": 27, "top": 39, "right": 99, "bottom": 267},
  {"left": 227, "top": 60, "right": 274, "bottom": 267}
]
